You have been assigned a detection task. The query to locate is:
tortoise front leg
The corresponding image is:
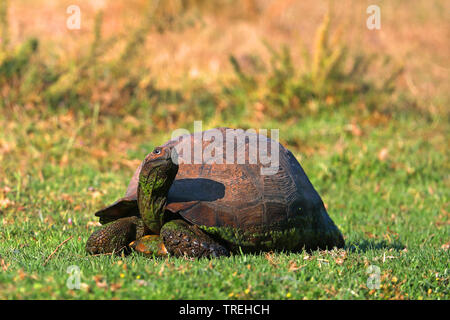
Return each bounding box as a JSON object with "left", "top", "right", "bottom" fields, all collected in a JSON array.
[
  {"left": 160, "top": 220, "right": 229, "bottom": 258},
  {"left": 86, "top": 216, "right": 145, "bottom": 255}
]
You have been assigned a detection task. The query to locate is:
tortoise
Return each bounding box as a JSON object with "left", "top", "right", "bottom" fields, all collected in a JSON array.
[{"left": 86, "top": 128, "right": 344, "bottom": 258}]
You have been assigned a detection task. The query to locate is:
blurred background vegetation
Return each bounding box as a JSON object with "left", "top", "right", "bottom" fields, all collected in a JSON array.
[{"left": 0, "top": 0, "right": 447, "bottom": 162}]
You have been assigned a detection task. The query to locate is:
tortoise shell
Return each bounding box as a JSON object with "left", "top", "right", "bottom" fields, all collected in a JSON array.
[{"left": 95, "top": 128, "right": 334, "bottom": 233}]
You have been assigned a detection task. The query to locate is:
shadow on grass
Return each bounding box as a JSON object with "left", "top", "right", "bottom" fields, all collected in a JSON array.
[{"left": 345, "top": 239, "right": 406, "bottom": 252}]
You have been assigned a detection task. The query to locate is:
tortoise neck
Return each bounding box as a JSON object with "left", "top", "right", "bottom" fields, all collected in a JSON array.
[
  {"left": 137, "top": 167, "right": 175, "bottom": 234},
  {"left": 140, "top": 195, "right": 167, "bottom": 234}
]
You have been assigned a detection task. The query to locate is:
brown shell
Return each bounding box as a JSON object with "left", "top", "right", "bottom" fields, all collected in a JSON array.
[{"left": 96, "top": 128, "right": 326, "bottom": 230}]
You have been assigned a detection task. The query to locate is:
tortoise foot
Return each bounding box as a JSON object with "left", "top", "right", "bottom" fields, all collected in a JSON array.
[
  {"left": 130, "top": 235, "right": 168, "bottom": 257},
  {"left": 161, "top": 220, "right": 229, "bottom": 258},
  {"left": 86, "top": 216, "right": 145, "bottom": 255}
]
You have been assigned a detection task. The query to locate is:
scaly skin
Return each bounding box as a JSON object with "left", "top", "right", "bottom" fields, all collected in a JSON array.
[
  {"left": 137, "top": 148, "right": 178, "bottom": 234},
  {"left": 160, "top": 220, "right": 229, "bottom": 258},
  {"left": 85, "top": 216, "right": 146, "bottom": 254}
]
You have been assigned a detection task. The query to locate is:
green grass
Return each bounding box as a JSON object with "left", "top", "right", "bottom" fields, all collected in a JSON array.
[{"left": 0, "top": 107, "right": 448, "bottom": 300}]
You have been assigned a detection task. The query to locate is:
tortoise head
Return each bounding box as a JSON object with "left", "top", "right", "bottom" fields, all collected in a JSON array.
[{"left": 137, "top": 146, "right": 179, "bottom": 234}]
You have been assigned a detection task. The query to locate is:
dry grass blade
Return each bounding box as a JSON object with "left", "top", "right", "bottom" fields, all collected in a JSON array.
[
  {"left": 43, "top": 236, "right": 73, "bottom": 266},
  {"left": 288, "top": 260, "right": 306, "bottom": 272},
  {"left": 264, "top": 252, "right": 278, "bottom": 267}
]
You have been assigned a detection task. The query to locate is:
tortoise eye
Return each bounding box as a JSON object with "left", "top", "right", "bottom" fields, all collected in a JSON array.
[{"left": 153, "top": 148, "right": 162, "bottom": 155}]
